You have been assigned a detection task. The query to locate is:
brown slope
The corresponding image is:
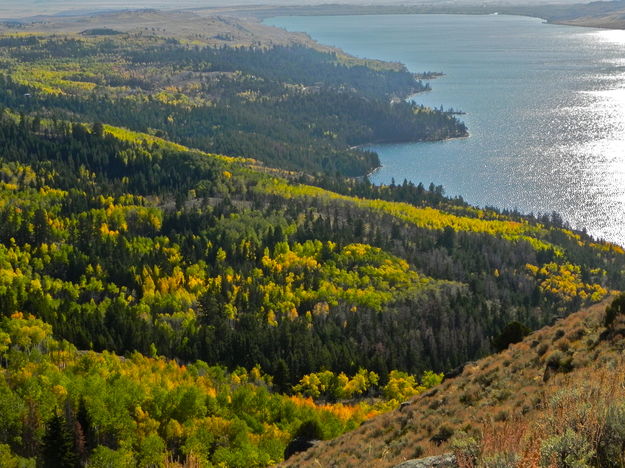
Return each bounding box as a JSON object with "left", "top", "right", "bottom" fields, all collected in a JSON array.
[
  {"left": 282, "top": 297, "right": 625, "bottom": 467},
  {"left": 0, "top": 10, "right": 313, "bottom": 48},
  {"left": 557, "top": 12, "right": 625, "bottom": 29}
]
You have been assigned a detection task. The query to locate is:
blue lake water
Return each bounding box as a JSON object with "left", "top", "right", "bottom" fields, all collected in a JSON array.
[{"left": 266, "top": 14, "right": 625, "bottom": 245}]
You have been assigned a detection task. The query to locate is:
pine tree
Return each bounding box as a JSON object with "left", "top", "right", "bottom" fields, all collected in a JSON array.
[
  {"left": 273, "top": 358, "right": 291, "bottom": 393},
  {"left": 76, "top": 397, "right": 94, "bottom": 458},
  {"left": 42, "top": 412, "right": 78, "bottom": 468}
]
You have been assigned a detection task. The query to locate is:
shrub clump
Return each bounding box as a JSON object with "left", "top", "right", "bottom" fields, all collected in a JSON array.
[
  {"left": 493, "top": 321, "right": 531, "bottom": 352},
  {"left": 597, "top": 404, "right": 625, "bottom": 468},
  {"left": 450, "top": 431, "right": 480, "bottom": 465},
  {"left": 604, "top": 294, "right": 625, "bottom": 329},
  {"left": 430, "top": 425, "right": 454, "bottom": 446},
  {"left": 540, "top": 428, "right": 593, "bottom": 468}
]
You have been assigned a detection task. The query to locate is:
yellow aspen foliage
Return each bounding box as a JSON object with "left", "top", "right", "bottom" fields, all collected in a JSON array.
[
  {"left": 267, "top": 310, "right": 278, "bottom": 327},
  {"left": 526, "top": 262, "right": 608, "bottom": 303},
  {"left": 164, "top": 420, "right": 184, "bottom": 440},
  {"left": 51, "top": 384, "right": 67, "bottom": 398},
  {"left": 286, "top": 307, "right": 298, "bottom": 321},
  {"left": 382, "top": 370, "right": 426, "bottom": 402}
]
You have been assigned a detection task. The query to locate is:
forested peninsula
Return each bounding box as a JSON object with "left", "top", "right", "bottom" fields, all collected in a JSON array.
[{"left": 0, "top": 29, "right": 466, "bottom": 176}]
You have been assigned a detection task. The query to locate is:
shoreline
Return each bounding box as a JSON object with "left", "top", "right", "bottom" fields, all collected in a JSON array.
[
  {"left": 350, "top": 78, "right": 468, "bottom": 158},
  {"left": 255, "top": 6, "right": 625, "bottom": 33},
  {"left": 354, "top": 85, "right": 470, "bottom": 178},
  {"left": 357, "top": 132, "right": 470, "bottom": 181},
  {"left": 6, "top": 4, "right": 625, "bottom": 34},
  {"left": 349, "top": 132, "right": 470, "bottom": 152}
]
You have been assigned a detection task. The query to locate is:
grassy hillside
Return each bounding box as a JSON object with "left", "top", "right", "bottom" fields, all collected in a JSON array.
[
  {"left": 282, "top": 296, "right": 625, "bottom": 467},
  {"left": 229, "top": 2, "right": 625, "bottom": 31}
]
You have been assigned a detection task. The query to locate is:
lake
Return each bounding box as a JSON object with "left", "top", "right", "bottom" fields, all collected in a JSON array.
[{"left": 266, "top": 14, "right": 625, "bottom": 245}]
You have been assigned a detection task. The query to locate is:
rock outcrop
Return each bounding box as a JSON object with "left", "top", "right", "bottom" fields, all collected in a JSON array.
[{"left": 393, "top": 453, "right": 457, "bottom": 468}]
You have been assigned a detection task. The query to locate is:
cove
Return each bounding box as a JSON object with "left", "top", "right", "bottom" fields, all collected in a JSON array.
[{"left": 266, "top": 14, "right": 625, "bottom": 246}]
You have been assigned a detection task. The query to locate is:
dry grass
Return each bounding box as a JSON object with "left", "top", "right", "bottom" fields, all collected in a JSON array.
[
  {"left": 0, "top": 10, "right": 315, "bottom": 49},
  {"left": 281, "top": 298, "right": 625, "bottom": 467}
]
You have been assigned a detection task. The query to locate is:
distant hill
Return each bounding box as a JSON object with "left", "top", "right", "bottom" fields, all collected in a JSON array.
[
  {"left": 283, "top": 296, "right": 625, "bottom": 467},
  {"left": 0, "top": 0, "right": 475, "bottom": 22},
  {"left": 497, "top": 0, "right": 625, "bottom": 29},
  {"left": 0, "top": 0, "right": 596, "bottom": 22},
  {"left": 217, "top": 1, "right": 625, "bottom": 31}
]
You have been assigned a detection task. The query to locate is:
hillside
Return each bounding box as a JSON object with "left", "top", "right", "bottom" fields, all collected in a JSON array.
[
  {"left": 0, "top": 0, "right": 594, "bottom": 21},
  {"left": 282, "top": 296, "right": 625, "bottom": 467},
  {"left": 223, "top": 1, "right": 625, "bottom": 31},
  {"left": 509, "top": 0, "right": 625, "bottom": 29},
  {"left": 0, "top": 14, "right": 623, "bottom": 467},
  {"left": 0, "top": 96, "right": 622, "bottom": 465},
  {"left": 0, "top": 22, "right": 464, "bottom": 177},
  {"left": 3, "top": 310, "right": 421, "bottom": 467},
  {"left": 0, "top": 10, "right": 320, "bottom": 49}
]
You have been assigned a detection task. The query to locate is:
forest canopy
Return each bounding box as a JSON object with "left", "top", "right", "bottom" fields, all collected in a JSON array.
[{"left": 0, "top": 26, "right": 620, "bottom": 467}]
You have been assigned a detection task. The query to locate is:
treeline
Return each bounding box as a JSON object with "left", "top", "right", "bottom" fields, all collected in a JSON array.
[
  {"left": 0, "top": 114, "right": 620, "bottom": 387},
  {"left": 125, "top": 43, "right": 425, "bottom": 99}
]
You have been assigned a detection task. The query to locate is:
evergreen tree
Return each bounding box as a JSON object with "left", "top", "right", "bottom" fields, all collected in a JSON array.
[
  {"left": 42, "top": 412, "right": 78, "bottom": 468},
  {"left": 76, "top": 398, "right": 95, "bottom": 456}
]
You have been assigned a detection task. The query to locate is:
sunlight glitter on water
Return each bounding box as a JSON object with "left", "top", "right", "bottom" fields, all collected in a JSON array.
[
  {"left": 588, "top": 29, "right": 625, "bottom": 46},
  {"left": 268, "top": 14, "right": 625, "bottom": 245}
]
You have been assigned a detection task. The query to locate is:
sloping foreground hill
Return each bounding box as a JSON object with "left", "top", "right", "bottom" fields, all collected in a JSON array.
[
  {"left": 1, "top": 96, "right": 625, "bottom": 465},
  {"left": 283, "top": 296, "right": 625, "bottom": 467},
  {"left": 0, "top": 312, "right": 386, "bottom": 467}
]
